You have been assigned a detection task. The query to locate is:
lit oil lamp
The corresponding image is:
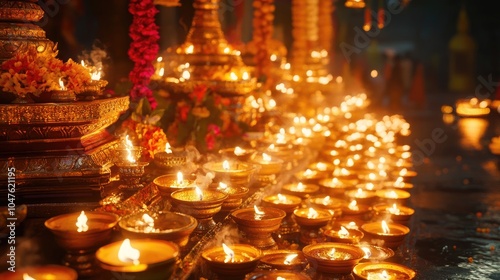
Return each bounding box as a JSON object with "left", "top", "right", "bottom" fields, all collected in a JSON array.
[
  {"left": 302, "top": 242, "right": 365, "bottom": 275},
  {"left": 361, "top": 220, "right": 410, "bottom": 249},
  {"left": 345, "top": 188, "right": 378, "bottom": 205},
  {"left": 259, "top": 250, "right": 308, "bottom": 271},
  {"left": 153, "top": 142, "right": 187, "bottom": 169},
  {"left": 383, "top": 177, "right": 414, "bottom": 190},
  {"left": 0, "top": 265, "right": 77, "bottom": 280},
  {"left": 211, "top": 182, "right": 249, "bottom": 212},
  {"left": 170, "top": 187, "right": 228, "bottom": 234},
  {"left": 152, "top": 172, "right": 195, "bottom": 198},
  {"left": 244, "top": 270, "right": 311, "bottom": 280},
  {"left": 230, "top": 206, "right": 286, "bottom": 250},
  {"left": 282, "top": 182, "right": 320, "bottom": 199},
  {"left": 392, "top": 168, "right": 417, "bottom": 180},
  {"left": 373, "top": 203, "right": 415, "bottom": 225},
  {"left": 219, "top": 146, "right": 256, "bottom": 161},
  {"left": 308, "top": 161, "right": 335, "bottom": 174},
  {"left": 115, "top": 140, "right": 149, "bottom": 193},
  {"left": 118, "top": 211, "right": 197, "bottom": 248},
  {"left": 324, "top": 225, "right": 364, "bottom": 244},
  {"left": 201, "top": 243, "right": 261, "bottom": 280},
  {"left": 42, "top": 77, "right": 76, "bottom": 102},
  {"left": 356, "top": 243, "right": 395, "bottom": 262},
  {"left": 318, "top": 177, "right": 358, "bottom": 196},
  {"left": 341, "top": 200, "right": 373, "bottom": 221},
  {"left": 44, "top": 211, "right": 119, "bottom": 277},
  {"left": 294, "top": 168, "right": 328, "bottom": 184},
  {"left": 203, "top": 160, "right": 257, "bottom": 186},
  {"left": 353, "top": 262, "right": 416, "bottom": 280},
  {"left": 96, "top": 238, "right": 179, "bottom": 280},
  {"left": 114, "top": 135, "right": 143, "bottom": 164},
  {"left": 293, "top": 207, "right": 333, "bottom": 245},
  {"left": 250, "top": 152, "right": 284, "bottom": 179},
  {"left": 307, "top": 195, "right": 344, "bottom": 216},
  {"left": 262, "top": 193, "right": 302, "bottom": 235},
  {"left": 375, "top": 189, "right": 411, "bottom": 205}
]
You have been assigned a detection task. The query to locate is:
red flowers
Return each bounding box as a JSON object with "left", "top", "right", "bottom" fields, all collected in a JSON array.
[{"left": 128, "top": 0, "right": 159, "bottom": 109}]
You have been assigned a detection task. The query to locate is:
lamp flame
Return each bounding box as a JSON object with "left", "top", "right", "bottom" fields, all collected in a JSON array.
[
  {"left": 165, "top": 142, "right": 172, "bottom": 154},
  {"left": 399, "top": 168, "right": 408, "bottom": 176},
  {"left": 118, "top": 239, "right": 140, "bottom": 265},
  {"left": 218, "top": 182, "right": 228, "bottom": 190},
  {"left": 381, "top": 220, "right": 390, "bottom": 234},
  {"left": 58, "top": 77, "right": 66, "bottom": 90},
  {"left": 387, "top": 190, "right": 399, "bottom": 199},
  {"left": 242, "top": 71, "right": 249, "bottom": 80},
  {"left": 126, "top": 148, "right": 136, "bottom": 163},
  {"left": 322, "top": 195, "right": 331, "bottom": 205},
  {"left": 388, "top": 203, "right": 401, "bottom": 215},
  {"left": 348, "top": 200, "right": 359, "bottom": 211},
  {"left": 277, "top": 193, "right": 287, "bottom": 203},
  {"left": 381, "top": 270, "right": 389, "bottom": 279},
  {"left": 307, "top": 207, "right": 319, "bottom": 219},
  {"left": 91, "top": 71, "right": 101, "bottom": 81},
  {"left": 361, "top": 246, "right": 372, "bottom": 258},
  {"left": 195, "top": 187, "right": 203, "bottom": 201},
  {"left": 222, "top": 160, "right": 230, "bottom": 170},
  {"left": 176, "top": 171, "right": 184, "bottom": 184},
  {"left": 76, "top": 211, "right": 89, "bottom": 232},
  {"left": 222, "top": 243, "right": 235, "bottom": 263},
  {"left": 141, "top": 213, "right": 155, "bottom": 229},
  {"left": 296, "top": 182, "right": 305, "bottom": 191},
  {"left": 124, "top": 135, "right": 133, "bottom": 149},
  {"left": 181, "top": 69, "right": 190, "bottom": 80},
  {"left": 234, "top": 146, "right": 245, "bottom": 156},
  {"left": 338, "top": 226, "right": 350, "bottom": 238},
  {"left": 284, "top": 253, "right": 298, "bottom": 265},
  {"left": 22, "top": 274, "right": 36, "bottom": 280},
  {"left": 262, "top": 153, "right": 272, "bottom": 162},
  {"left": 327, "top": 248, "right": 336, "bottom": 259},
  {"left": 158, "top": 67, "right": 165, "bottom": 77},
  {"left": 254, "top": 205, "right": 265, "bottom": 220}
]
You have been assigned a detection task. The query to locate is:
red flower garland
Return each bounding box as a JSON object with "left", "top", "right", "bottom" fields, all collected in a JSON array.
[{"left": 128, "top": 0, "right": 159, "bottom": 108}]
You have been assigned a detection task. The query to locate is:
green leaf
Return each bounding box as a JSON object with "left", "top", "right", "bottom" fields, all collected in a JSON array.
[
  {"left": 135, "top": 98, "right": 152, "bottom": 117},
  {"left": 148, "top": 109, "right": 165, "bottom": 125}
]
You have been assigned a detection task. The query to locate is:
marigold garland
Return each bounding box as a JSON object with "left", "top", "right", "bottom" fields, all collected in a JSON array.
[{"left": 128, "top": 0, "right": 160, "bottom": 109}]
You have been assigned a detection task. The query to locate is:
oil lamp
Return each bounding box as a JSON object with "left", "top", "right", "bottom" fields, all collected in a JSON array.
[
  {"left": 375, "top": 189, "right": 411, "bottom": 205},
  {"left": 324, "top": 225, "right": 364, "bottom": 244},
  {"left": 202, "top": 243, "right": 261, "bottom": 280},
  {"left": 361, "top": 220, "right": 410, "bottom": 249},
  {"left": 302, "top": 243, "right": 365, "bottom": 275},
  {"left": 262, "top": 193, "right": 302, "bottom": 235},
  {"left": 230, "top": 206, "right": 286, "bottom": 250},
  {"left": 341, "top": 200, "right": 373, "bottom": 221},
  {"left": 294, "top": 168, "right": 328, "bottom": 184},
  {"left": 373, "top": 203, "right": 415, "bottom": 225},
  {"left": 152, "top": 172, "right": 195, "bottom": 198},
  {"left": 219, "top": 146, "right": 256, "bottom": 161},
  {"left": 118, "top": 211, "right": 197, "bottom": 248},
  {"left": 153, "top": 142, "right": 187, "bottom": 169},
  {"left": 212, "top": 181, "right": 250, "bottom": 212},
  {"left": 392, "top": 168, "right": 417, "bottom": 180},
  {"left": 293, "top": 207, "right": 332, "bottom": 245},
  {"left": 115, "top": 140, "right": 149, "bottom": 193},
  {"left": 203, "top": 160, "right": 257, "bottom": 187},
  {"left": 318, "top": 177, "right": 358, "bottom": 196},
  {"left": 0, "top": 265, "right": 77, "bottom": 280},
  {"left": 249, "top": 152, "right": 284, "bottom": 182},
  {"left": 244, "top": 270, "right": 312, "bottom": 280},
  {"left": 383, "top": 177, "right": 414, "bottom": 190},
  {"left": 259, "top": 250, "right": 308, "bottom": 271},
  {"left": 282, "top": 182, "right": 319, "bottom": 199},
  {"left": 114, "top": 135, "right": 143, "bottom": 164},
  {"left": 345, "top": 188, "right": 378, "bottom": 206},
  {"left": 353, "top": 262, "right": 416, "bottom": 280},
  {"left": 170, "top": 187, "right": 228, "bottom": 234},
  {"left": 356, "top": 243, "right": 394, "bottom": 262},
  {"left": 96, "top": 238, "right": 179, "bottom": 280},
  {"left": 307, "top": 195, "right": 344, "bottom": 217},
  {"left": 44, "top": 211, "right": 119, "bottom": 277}
]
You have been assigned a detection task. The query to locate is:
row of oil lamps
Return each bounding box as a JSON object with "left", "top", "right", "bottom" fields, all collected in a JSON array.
[{"left": 0, "top": 94, "right": 417, "bottom": 279}]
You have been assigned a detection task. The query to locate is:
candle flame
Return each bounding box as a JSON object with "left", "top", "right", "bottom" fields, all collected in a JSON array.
[
  {"left": 399, "top": 168, "right": 408, "bottom": 176},
  {"left": 195, "top": 187, "right": 203, "bottom": 201},
  {"left": 388, "top": 203, "right": 401, "bottom": 215},
  {"left": 185, "top": 44, "right": 194, "bottom": 54},
  {"left": 366, "top": 183, "right": 375, "bottom": 191},
  {"left": 262, "top": 153, "right": 272, "bottom": 162},
  {"left": 381, "top": 270, "right": 389, "bottom": 279},
  {"left": 234, "top": 146, "right": 245, "bottom": 156},
  {"left": 327, "top": 248, "right": 336, "bottom": 259},
  {"left": 348, "top": 200, "right": 359, "bottom": 211},
  {"left": 176, "top": 171, "right": 184, "bottom": 184},
  {"left": 158, "top": 67, "right": 165, "bottom": 77},
  {"left": 58, "top": 77, "right": 66, "bottom": 90},
  {"left": 165, "top": 142, "right": 172, "bottom": 153},
  {"left": 181, "top": 69, "right": 190, "bottom": 80},
  {"left": 126, "top": 148, "right": 136, "bottom": 163},
  {"left": 118, "top": 239, "right": 140, "bottom": 265},
  {"left": 361, "top": 246, "right": 372, "bottom": 258},
  {"left": 269, "top": 144, "right": 276, "bottom": 151},
  {"left": 347, "top": 158, "right": 354, "bottom": 167},
  {"left": 222, "top": 160, "right": 230, "bottom": 170},
  {"left": 338, "top": 226, "right": 350, "bottom": 238},
  {"left": 76, "top": 211, "right": 89, "bottom": 232},
  {"left": 254, "top": 205, "right": 265, "bottom": 215},
  {"left": 22, "top": 274, "right": 36, "bottom": 280},
  {"left": 331, "top": 178, "right": 339, "bottom": 185},
  {"left": 218, "top": 182, "right": 228, "bottom": 190},
  {"left": 230, "top": 72, "right": 238, "bottom": 81},
  {"left": 91, "top": 71, "right": 101, "bottom": 81},
  {"left": 284, "top": 253, "right": 298, "bottom": 265},
  {"left": 356, "top": 188, "right": 364, "bottom": 196},
  {"left": 307, "top": 207, "right": 319, "bottom": 219},
  {"left": 81, "top": 60, "right": 85, "bottom": 67},
  {"left": 242, "top": 71, "right": 249, "bottom": 80},
  {"left": 387, "top": 190, "right": 399, "bottom": 199},
  {"left": 381, "top": 220, "right": 390, "bottom": 234},
  {"left": 124, "top": 135, "right": 133, "bottom": 149},
  {"left": 296, "top": 182, "right": 305, "bottom": 191},
  {"left": 141, "top": 213, "right": 155, "bottom": 228},
  {"left": 322, "top": 195, "right": 331, "bottom": 205},
  {"left": 316, "top": 162, "right": 327, "bottom": 171},
  {"left": 222, "top": 243, "right": 235, "bottom": 263},
  {"left": 303, "top": 169, "right": 315, "bottom": 177},
  {"left": 277, "top": 193, "right": 287, "bottom": 203}
]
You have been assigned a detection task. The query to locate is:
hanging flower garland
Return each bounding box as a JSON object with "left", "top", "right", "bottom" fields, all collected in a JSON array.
[{"left": 128, "top": 0, "right": 160, "bottom": 109}]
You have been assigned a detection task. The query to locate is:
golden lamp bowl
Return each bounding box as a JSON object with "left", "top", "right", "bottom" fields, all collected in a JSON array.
[
  {"left": 96, "top": 239, "right": 179, "bottom": 280},
  {"left": 307, "top": 195, "right": 345, "bottom": 214},
  {"left": 118, "top": 211, "right": 197, "bottom": 247},
  {"left": 203, "top": 161, "right": 258, "bottom": 186},
  {"left": 361, "top": 221, "right": 410, "bottom": 249},
  {"left": 45, "top": 211, "right": 119, "bottom": 251},
  {"left": 244, "top": 270, "right": 312, "bottom": 280},
  {"left": 372, "top": 203, "right": 415, "bottom": 225},
  {"left": 259, "top": 249, "right": 308, "bottom": 271},
  {"left": 262, "top": 193, "right": 302, "bottom": 213},
  {"left": 302, "top": 242, "right": 365, "bottom": 275},
  {"left": 282, "top": 183, "right": 320, "bottom": 199},
  {"left": 293, "top": 208, "right": 332, "bottom": 228},
  {"left": 353, "top": 262, "right": 416, "bottom": 280},
  {"left": 153, "top": 151, "right": 187, "bottom": 169},
  {"left": 219, "top": 147, "right": 256, "bottom": 161},
  {"left": 212, "top": 185, "right": 249, "bottom": 212},
  {"left": 202, "top": 243, "right": 261, "bottom": 278},
  {"left": 323, "top": 227, "right": 364, "bottom": 244},
  {"left": 375, "top": 189, "right": 411, "bottom": 205},
  {"left": 356, "top": 244, "right": 394, "bottom": 262},
  {"left": 0, "top": 265, "right": 77, "bottom": 280},
  {"left": 153, "top": 173, "right": 195, "bottom": 197},
  {"left": 249, "top": 154, "right": 284, "bottom": 176}
]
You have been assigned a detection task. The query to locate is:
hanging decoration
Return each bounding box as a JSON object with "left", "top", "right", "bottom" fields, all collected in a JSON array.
[
  {"left": 363, "top": 5, "right": 371, "bottom": 31},
  {"left": 291, "top": 0, "right": 307, "bottom": 69},
  {"left": 318, "top": 0, "right": 334, "bottom": 53},
  {"left": 345, "top": 0, "right": 366, "bottom": 9},
  {"left": 252, "top": 0, "right": 275, "bottom": 80},
  {"left": 153, "top": 0, "right": 181, "bottom": 6},
  {"left": 377, "top": 0, "right": 385, "bottom": 29},
  {"left": 128, "top": 0, "right": 160, "bottom": 109}
]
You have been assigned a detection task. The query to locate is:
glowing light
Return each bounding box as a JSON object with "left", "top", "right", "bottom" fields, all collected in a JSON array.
[
  {"left": 158, "top": 67, "right": 165, "bottom": 77},
  {"left": 296, "top": 182, "right": 305, "bottom": 191},
  {"left": 361, "top": 246, "right": 372, "bottom": 258},
  {"left": 307, "top": 208, "right": 319, "bottom": 219},
  {"left": 91, "top": 71, "right": 101, "bottom": 81},
  {"left": 370, "top": 70, "right": 378, "bottom": 78},
  {"left": 387, "top": 203, "right": 401, "bottom": 215},
  {"left": 338, "top": 226, "right": 350, "bottom": 238},
  {"left": 23, "top": 274, "right": 36, "bottom": 280},
  {"left": 165, "top": 142, "right": 173, "bottom": 154},
  {"left": 185, "top": 44, "right": 194, "bottom": 54},
  {"left": 118, "top": 239, "right": 140, "bottom": 265},
  {"left": 270, "top": 54, "right": 277, "bottom": 61},
  {"left": 254, "top": 205, "right": 265, "bottom": 220},
  {"left": 58, "top": 78, "right": 66, "bottom": 90},
  {"left": 284, "top": 253, "right": 298, "bottom": 265},
  {"left": 195, "top": 187, "right": 203, "bottom": 201},
  {"left": 242, "top": 71, "right": 250, "bottom": 80},
  {"left": 277, "top": 193, "right": 288, "bottom": 203},
  {"left": 223, "top": 160, "right": 230, "bottom": 170},
  {"left": 222, "top": 243, "right": 235, "bottom": 263},
  {"left": 381, "top": 220, "right": 390, "bottom": 234},
  {"left": 76, "top": 211, "right": 88, "bottom": 232},
  {"left": 234, "top": 146, "right": 245, "bottom": 156},
  {"left": 218, "top": 182, "right": 228, "bottom": 191},
  {"left": 262, "top": 153, "right": 272, "bottom": 162},
  {"left": 181, "top": 69, "right": 190, "bottom": 80},
  {"left": 230, "top": 72, "right": 238, "bottom": 81},
  {"left": 322, "top": 195, "right": 331, "bottom": 205},
  {"left": 348, "top": 200, "right": 359, "bottom": 211},
  {"left": 327, "top": 248, "right": 336, "bottom": 259}
]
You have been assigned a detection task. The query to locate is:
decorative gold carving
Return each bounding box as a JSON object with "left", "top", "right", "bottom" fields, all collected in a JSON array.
[
  {"left": 0, "top": 97, "right": 129, "bottom": 140},
  {"left": 0, "top": 23, "right": 46, "bottom": 38},
  {"left": 0, "top": 1, "right": 44, "bottom": 22}
]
